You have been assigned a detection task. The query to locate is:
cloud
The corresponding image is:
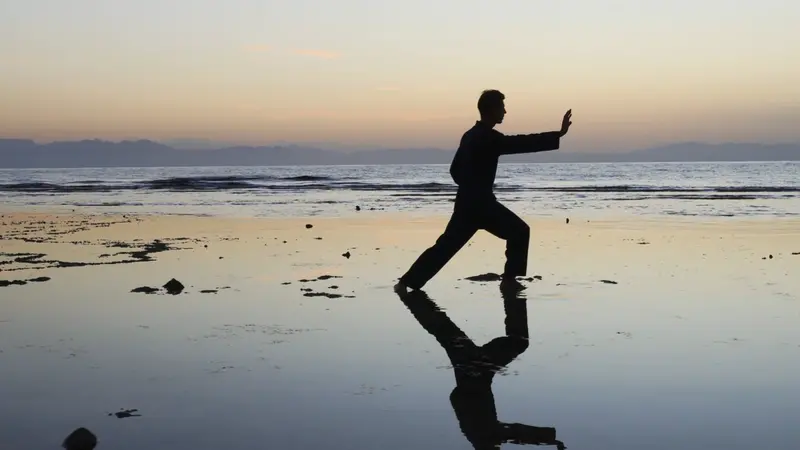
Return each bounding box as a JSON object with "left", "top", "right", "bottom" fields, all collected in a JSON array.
[
  {"left": 243, "top": 44, "right": 271, "bottom": 53},
  {"left": 291, "top": 49, "right": 340, "bottom": 59}
]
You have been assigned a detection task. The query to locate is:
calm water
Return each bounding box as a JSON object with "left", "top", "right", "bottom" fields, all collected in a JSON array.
[{"left": 1, "top": 162, "right": 798, "bottom": 218}]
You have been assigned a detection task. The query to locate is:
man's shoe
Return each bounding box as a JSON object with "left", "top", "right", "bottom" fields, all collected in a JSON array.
[{"left": 500, "top": 277, "right": 526, "bottom": 294}]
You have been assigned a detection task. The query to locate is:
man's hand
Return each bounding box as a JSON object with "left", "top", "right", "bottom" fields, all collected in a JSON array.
[{"left": 559, "top": 109, "right": 572, "bottom": 137}]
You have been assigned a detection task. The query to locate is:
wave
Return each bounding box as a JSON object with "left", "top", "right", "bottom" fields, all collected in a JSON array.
[{"left": 0, "top": 176, "right": 798, "bottom": 196}]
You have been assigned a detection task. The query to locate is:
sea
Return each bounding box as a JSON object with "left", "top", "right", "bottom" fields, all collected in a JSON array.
[{"left": 0, "top": 162, "right": 798, "bottom": 219}]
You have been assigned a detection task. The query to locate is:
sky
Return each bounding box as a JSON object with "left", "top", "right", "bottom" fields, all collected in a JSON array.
[{"left": 1, "top": 0, "right": 799, "bottom": 152}]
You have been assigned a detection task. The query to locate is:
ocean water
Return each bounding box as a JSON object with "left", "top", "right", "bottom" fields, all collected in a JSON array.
[{"left": 0, "top": 162, "right": 798, "bottom": 218}]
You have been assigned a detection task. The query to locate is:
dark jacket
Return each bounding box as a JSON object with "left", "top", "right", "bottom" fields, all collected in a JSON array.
[{"left": 449, "top": 121, "right": 561, "bottom": 203}]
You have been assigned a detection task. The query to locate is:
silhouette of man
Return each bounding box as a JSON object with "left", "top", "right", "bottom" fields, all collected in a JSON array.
[
  {"left": 396, "top": 90, "right": 572, "bottom": 292},
  {"left": 394, "top": 286, "right": 566, "bottom": 450}
]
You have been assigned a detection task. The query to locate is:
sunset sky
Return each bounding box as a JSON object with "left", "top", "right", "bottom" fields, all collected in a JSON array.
[{"left": 2, "top": 0, "right": 799, "bottom": 151}]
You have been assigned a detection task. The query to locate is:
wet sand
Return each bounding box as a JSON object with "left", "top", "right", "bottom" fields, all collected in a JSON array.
[{"left": 2, "top": 211, "right": 800, "bottom": 449}]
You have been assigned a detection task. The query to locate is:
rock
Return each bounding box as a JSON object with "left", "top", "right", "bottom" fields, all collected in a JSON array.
[
  {"left": 355, "top": 205, "right": 361, "bottom": 211},
  {"left": 109, "top": 408, "right": 141, "bottom": 419},
  {"left": 200, "top": 289, "right": 217, "bottom": 294},
  {"left": 342, "top": 251, "right": 351, "bottom": 259},
  {"left": 162, "top": 278, "right": 185, "bottom": 295},
  {"left": 305, "top": 224, "right": 313, "bottom": 229},
  {"left": 62, "top": 427, "right": 97, "bottom": 450},
  {"left": 303, "top": 291, "right": 343, "bottom": 299},
  {"left": 566, "top": 218, "right": 569, "bottom": 224},
  {"left": 0, "top": 280, "right": 27, "bottom": 287},
  {"left": 520, "top": 275, "right": 543, "bottom": 282},
  {"left": 131, "top": 286, "right": 159, "bottom": 294},
  {"left": 316, "top": 275, "right": 341, "bottom": 280},
  {"left": 769, "top": 254, "right": 773, "bottom": 259},
  {"left": 27, "top": 276, "right": 50, "bottom": 282},
  {"left": 465, "top": 273, "right": 503, "bottom": 282},
  {"left": 599, "top": 279, "right": 618, "bottom": 284}
]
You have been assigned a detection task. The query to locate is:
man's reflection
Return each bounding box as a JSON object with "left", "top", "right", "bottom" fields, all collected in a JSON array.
[{"left": 394, "top": 287, "right": 565, "bottom": 450}]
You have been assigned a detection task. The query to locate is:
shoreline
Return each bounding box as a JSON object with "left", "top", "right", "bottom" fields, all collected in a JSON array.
[{"left": 3, "top": 207, "right": 800, "bottom": 226}]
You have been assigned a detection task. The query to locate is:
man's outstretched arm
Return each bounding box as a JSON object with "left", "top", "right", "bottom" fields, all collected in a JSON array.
[
  {"left": 496, "top": 109, "right": 572, "bottom": 156},
  {"left": 497, "top": 131, "right": 562, "bottom": 156}
]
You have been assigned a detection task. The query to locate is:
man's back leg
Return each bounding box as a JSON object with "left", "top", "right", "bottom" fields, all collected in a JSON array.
[{"left": 399, "top": 210, "right": 477, "bottom": 290}]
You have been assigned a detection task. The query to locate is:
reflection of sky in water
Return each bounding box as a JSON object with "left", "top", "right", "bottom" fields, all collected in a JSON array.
[{"left": 2, "top": 256, "right": 800, "bottom": 450}]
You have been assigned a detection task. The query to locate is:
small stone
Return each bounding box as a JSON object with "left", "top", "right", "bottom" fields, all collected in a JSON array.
[
  {"left": 62, "top": 427, "right": 97, "bottom": 450},
  {"left": 162, "top": 278, "right": 185, "bottom": 295},
  {"left": 305, "top": 224, "right": 313, "bottom": 229}
]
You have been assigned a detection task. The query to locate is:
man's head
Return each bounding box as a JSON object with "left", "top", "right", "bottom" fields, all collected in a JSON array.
[{"left": 477, "top": 89, "right": 506, "bottom": 126}]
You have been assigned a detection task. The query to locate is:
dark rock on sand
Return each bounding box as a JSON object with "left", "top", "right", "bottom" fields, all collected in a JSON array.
[
  {"left": 355, "top": 205, "right": 361, "bottom": 211},
  {"left": 464, "top": 272, "right": 503, "bottom": 282},
  {"left": 520, "top": 275, "right": 543, "bottom": 281},
  {"left": 163, "top": 278, "right": 185, "bottom": 295},
  {"left": 0, "top": 279, "right": 27, "bottom": 287},
  {"left": 62, "top": 427, "right": 97, "bottom": 450},
  {"left": 303, "top": 292, "right": 343, "bottom": 299},
  {"left": 131, "top": 286, "right": 159, "bottom": 294},
  {"left": 298, "top": 275, "right": 343, "bottom": 283},
  {"left": 200, "top": 289, "right": 218, "bottom": 294},
  {"left": 599, "top": 279, "right": 618, "bottom": 284},
  {"left": 566, "top": 218, "right": 569, "bottom": 224},
  {"left": 316, "top": 275, "right": 341, "bottom": 281},
  {"left": 109, "top": 408, "right": 141, "bottom": 419},
  {"left": 792, "top": 252, "right": 800, "bottom": 255},
  {"left": 281, "top": 281, "right": 292, "bottom": 285},
  {"left": 342, "top": 251, "right": 351, "bottom": 259},
  {"left": 305, "top": 224, "right": 313, "bottom": 229},
  {"left": 28, "top": 276, "right": 50, "bottom": 282}
]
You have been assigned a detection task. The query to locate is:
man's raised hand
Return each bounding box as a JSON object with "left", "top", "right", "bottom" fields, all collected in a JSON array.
[{"left": 560, "top": 109, "right": 572, "bottom": 137}]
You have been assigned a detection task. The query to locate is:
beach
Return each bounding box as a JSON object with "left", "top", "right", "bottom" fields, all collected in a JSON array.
[{"left": 2, "top": 209, "right": 800, "bottom": 449}]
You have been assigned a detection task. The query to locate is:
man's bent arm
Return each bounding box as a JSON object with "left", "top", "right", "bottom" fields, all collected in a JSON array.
[{"left": 497, "top": 131, "right": 561, "bottom": 155}]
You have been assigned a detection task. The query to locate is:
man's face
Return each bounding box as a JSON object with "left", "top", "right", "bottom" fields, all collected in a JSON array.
[{"left": 490, "top": 101, "right": 506, "bottom": 124}]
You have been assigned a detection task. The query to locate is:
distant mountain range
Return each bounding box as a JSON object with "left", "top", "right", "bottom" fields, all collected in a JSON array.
[{"left": 0, "top": 138, "right": 798, "bottom": 168}]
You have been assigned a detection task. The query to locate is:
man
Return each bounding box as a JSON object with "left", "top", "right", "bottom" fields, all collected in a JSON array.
[{"left": 396, "top": 90, "right": 573, "bottom": 292}]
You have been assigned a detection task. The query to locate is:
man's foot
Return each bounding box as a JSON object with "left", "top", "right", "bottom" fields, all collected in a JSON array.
[
  {"left": 500, "top": 276, "right": 526, "bottom": 294},
  {"left": 393, "top": 281, "right": 409, "bottom": 294}
]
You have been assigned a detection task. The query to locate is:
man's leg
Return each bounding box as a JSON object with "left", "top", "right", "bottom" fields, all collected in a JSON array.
[
  {"left": 480, "top": 202, "right": 530, "bottom": 279},
  {"left": 399, "top": 209, "right": 477, "bottom": 290}
]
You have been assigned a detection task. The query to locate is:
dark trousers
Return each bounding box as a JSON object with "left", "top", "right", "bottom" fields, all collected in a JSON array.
[{"left": 400, "top": 198, "right": 530, "bottom": 289}]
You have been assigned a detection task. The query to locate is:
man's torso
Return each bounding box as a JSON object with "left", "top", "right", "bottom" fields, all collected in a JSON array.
[{"left": 450, "top": 122, "right": 501, "bottom": 204}]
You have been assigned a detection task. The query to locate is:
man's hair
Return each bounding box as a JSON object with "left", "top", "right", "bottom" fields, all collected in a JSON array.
[{"left": 477, "top": 89, "right": 505, "bottom": 115}]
